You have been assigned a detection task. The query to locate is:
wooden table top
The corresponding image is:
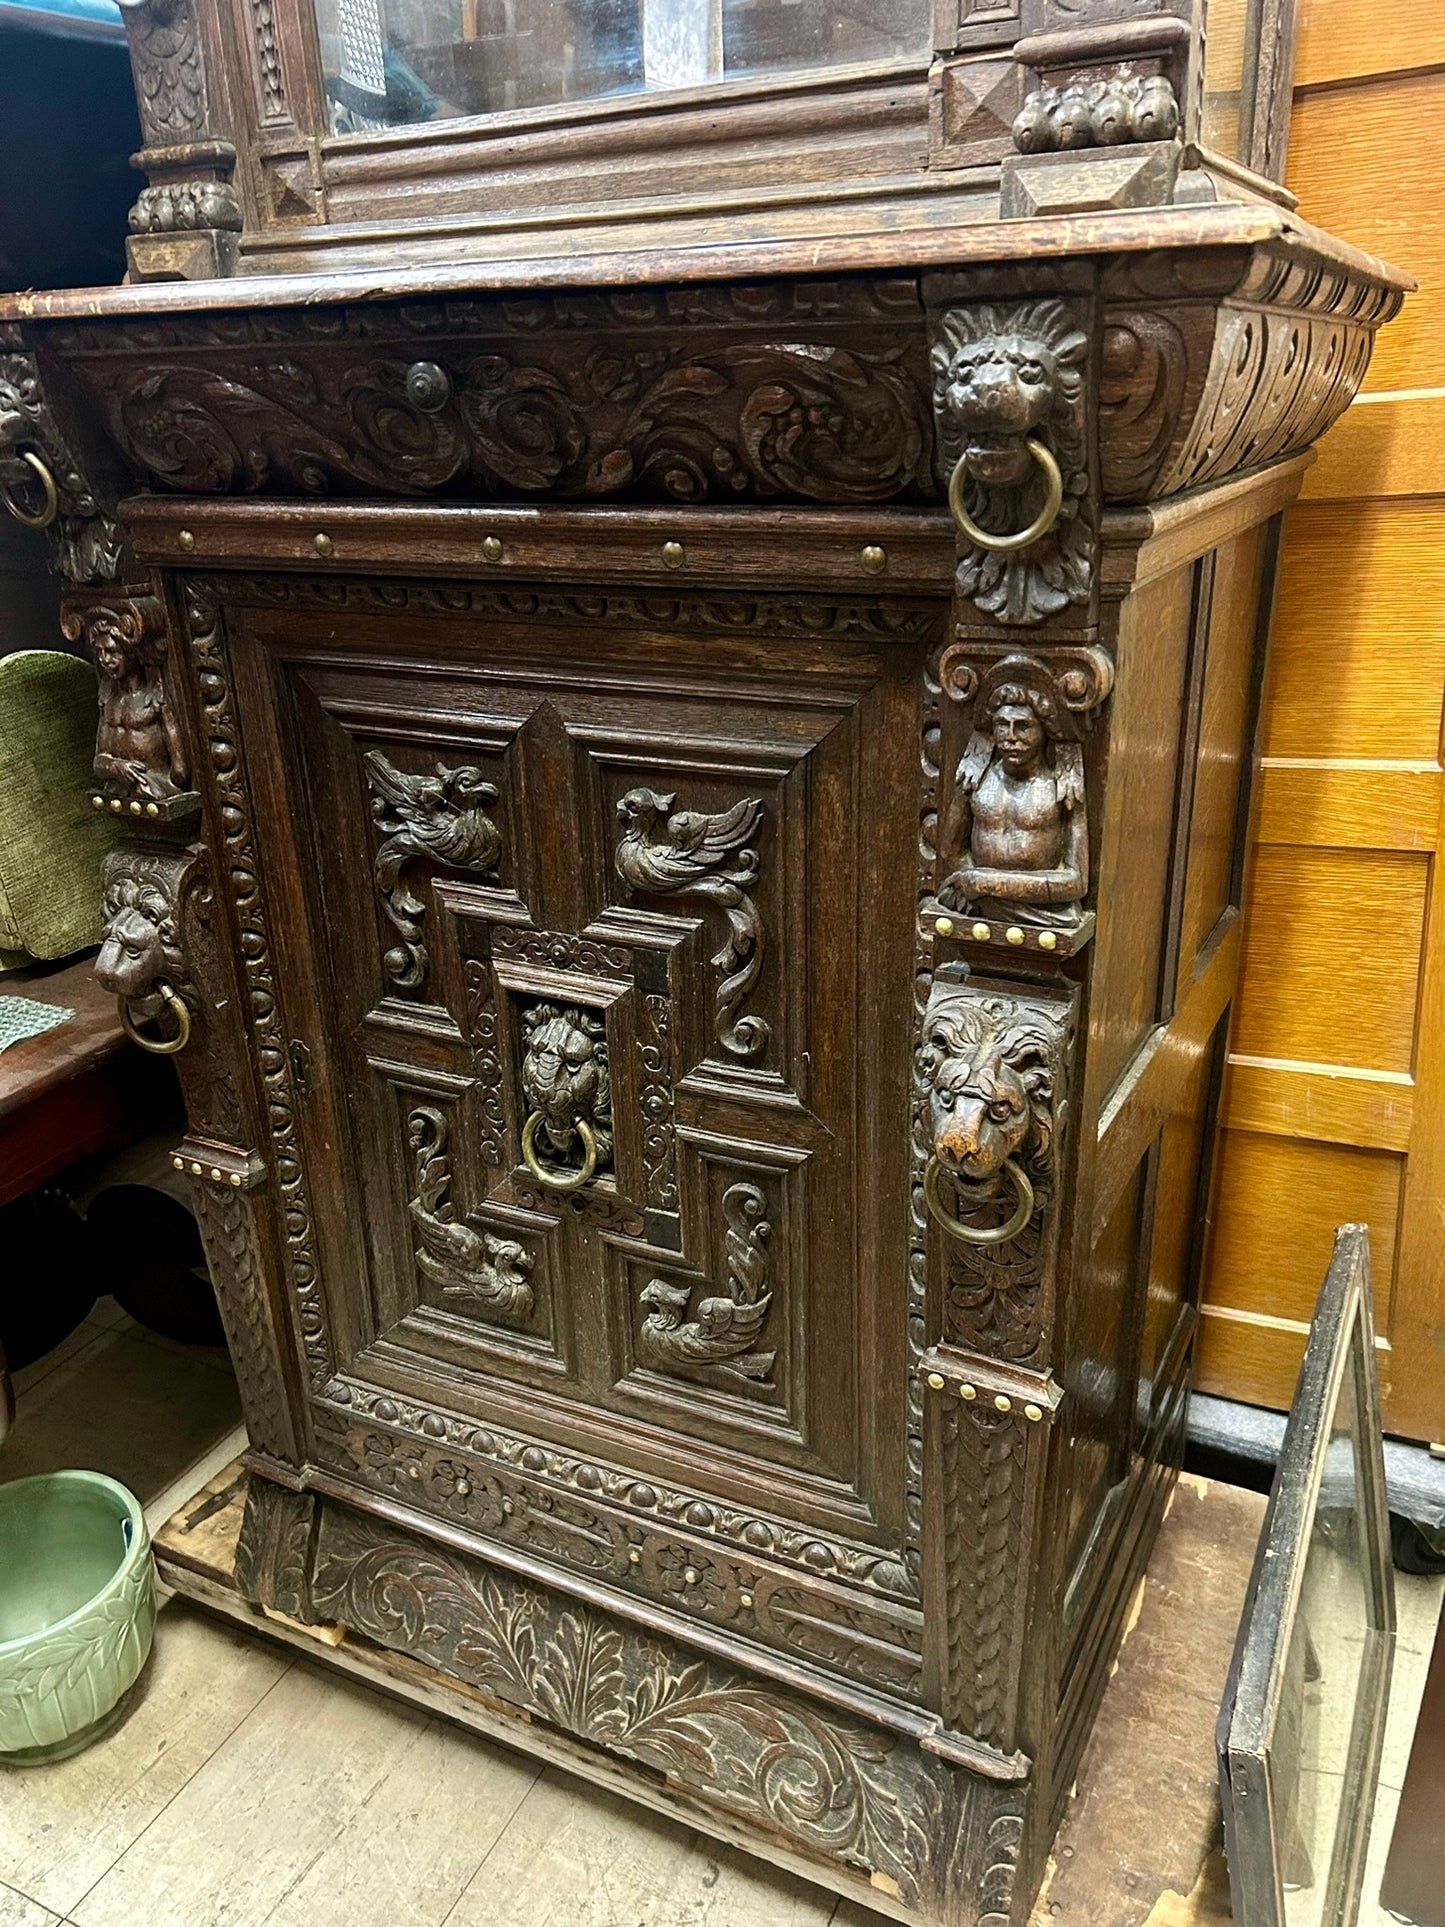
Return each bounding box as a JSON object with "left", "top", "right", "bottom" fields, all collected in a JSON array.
[{"left": 0, "top": 952, "right": 123, "bottom": 1121}]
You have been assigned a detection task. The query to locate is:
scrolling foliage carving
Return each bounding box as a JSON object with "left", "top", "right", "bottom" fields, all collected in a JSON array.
[
  {"left": 932, "top": 300, "right": 1094, "bottom": 626},
  {"left": 407, "top": 1106, "right": 535, "bottom": 1320},
  {"left": 640, "top": 1182, "right": 774, "bottom": 1386},
  {"left": 364, "top": 750, "right": 502, "bottom": 992},
  {"left": 615, "top": 789, "right": 767, "bottom": 1061},
  {"left": 308, "top": 1504, "right": 942, "bottom": 1904},
  {"left": 95, "top": 340, "right": 930, "bottom": 505}
]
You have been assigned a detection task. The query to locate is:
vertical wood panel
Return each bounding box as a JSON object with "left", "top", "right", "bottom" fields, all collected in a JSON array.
[{"left": 1200, "top": 16, "right": 1445, "bottom": 1441}]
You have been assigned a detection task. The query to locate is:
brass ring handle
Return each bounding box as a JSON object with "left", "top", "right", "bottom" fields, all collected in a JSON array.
[
  {"left": 0, "top": 450, "right": 59, "bottom": 531},
  {"left": 521, "top": 1111, "right": 598, "bottom": 1192},
  {"left": 924, "top": 1154, "right": 1035, "bottom": 1246},
  {"left": 117, "top": 981, "right": 191, "bottom": 1057},
  {"left": 947, "top": 437, "right": 1063, "bottom": 554}
]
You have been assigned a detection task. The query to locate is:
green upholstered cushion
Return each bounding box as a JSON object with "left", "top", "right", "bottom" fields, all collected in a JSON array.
[{"left": 0, "top": 650, "right": 113, "bottom": 964}]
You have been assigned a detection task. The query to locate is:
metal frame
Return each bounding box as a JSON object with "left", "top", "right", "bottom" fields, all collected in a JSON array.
[{"left": 1218, "top": 1223, "right": 1396, "bottom": 1927}]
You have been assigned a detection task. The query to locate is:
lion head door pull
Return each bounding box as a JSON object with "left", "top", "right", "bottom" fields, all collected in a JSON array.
[
  {"left": 518, "top": 1002, "right": 613, "bottom": 1193},
  {"left": 920, "top": 987, "right": 1064, "bottom": 1248},
  {"left": 95, "top": 849, "right": 193, "bottom": 1055}
]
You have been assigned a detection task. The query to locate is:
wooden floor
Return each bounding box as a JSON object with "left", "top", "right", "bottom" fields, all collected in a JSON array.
[{"left": 2, "top": 1304, "right": 1441, "bottom": 1927}]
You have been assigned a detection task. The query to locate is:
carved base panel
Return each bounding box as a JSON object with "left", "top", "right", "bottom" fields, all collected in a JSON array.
[{"left": 237, "top": 1475, "right": 1037, "bottom": 1927}]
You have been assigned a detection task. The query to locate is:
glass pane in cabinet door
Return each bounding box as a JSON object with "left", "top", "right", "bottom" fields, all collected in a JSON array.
[{"left": 314, "top": 0, "right": 931, "bottom": 133}]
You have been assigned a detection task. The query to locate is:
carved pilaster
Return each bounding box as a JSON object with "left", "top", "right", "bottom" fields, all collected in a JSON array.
[
  {"left": 922, "top": 1351, "right": 1062, "bottom": 1755},
  {"left": 121, "top": 0, "right": 240, "bottom": 279}
]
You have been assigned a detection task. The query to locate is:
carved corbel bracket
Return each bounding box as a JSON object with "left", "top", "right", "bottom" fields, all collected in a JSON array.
[
  {"left": 925, "top": 643, "right": 1112, "bottom": 958},
  {"left": 0, "top": 345, "right": 121, "bottom": 585},
  {"left": 914, "top": 969, "right": 1077, "bottom": 1367},
  {"left": 930, "top": 298, "right": 1097, "bottom": 628},
  {"left": 61, "top": 590, "right": 201, "bottom": 820}
]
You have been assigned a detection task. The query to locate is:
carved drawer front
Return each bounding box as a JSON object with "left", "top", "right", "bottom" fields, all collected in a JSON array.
[{"left": 208, "top": 581, "right": 932, "bottom": 1640}]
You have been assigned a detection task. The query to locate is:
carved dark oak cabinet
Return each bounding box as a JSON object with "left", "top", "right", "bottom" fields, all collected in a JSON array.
[{"left": 0, "top": 0, "right": 1408, "bottom": 1919}]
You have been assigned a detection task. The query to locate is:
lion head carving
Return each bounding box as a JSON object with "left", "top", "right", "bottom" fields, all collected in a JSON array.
[
  {"left": 520, "top": 1002, "right": 614, "bottom": 1169},
  {"left": 95, "top": 851, "right": 186, "bottom": 1010},
  {"left": 919, "top": 989, "right": 1062, "bottom": 1192},
  {"left": 931, "top": 301, "right": 1092, "bottom": 626}
]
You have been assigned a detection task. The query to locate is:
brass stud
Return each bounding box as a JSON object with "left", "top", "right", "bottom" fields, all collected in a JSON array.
[
  {"left": 177, "top": 529, "right": 195, "bottom": 552},
  {"left": 1039, "top": 931, "right": 1058, "bottom": 951},
  {"left": 109, "top": 798, "right": 124, "bottom": 813},
  {"left": 926, "top": 1372, "right": 945, "bottom": 1390},
  {"left": 661, "top": 540, "right": 685, "bottom": 570},
  {"left": 229, "top": 1173, "right": 243, "bottom": 1187},
  {"left": 145, "top": 802, "right": 160, "bottom": 818},
  {"left": 129, "top": 800, "right": 143, "bottom": 815},
  {"left": 628, "top": 1547, "right": 641, "bottom": 1564},
  {"left": 960, "top": 1383, "right": 977, "bottom": 1401},
  {"left": 861, "top": 544, "right": 887, "bottom": 574},
  {"left": 481, "top": 535, "right": 503, "bottom": 562},
  {"left": 456, "top": 1479, "right": 471, "bottom": 1497},
  {"left": 1024, "top": 1403, "right": 1044, "bottom": 1423},
  {"left": 740, "top": 1591, "right": 754, "bottom": 1609},
  {"left": 972, "top": 921, "right": 991, "bottom": 942},
  {"left": 209, "top": 1167, "right": 222, "bottom": 1182},
  {"left": 189, "top": 1161, "right": 202, "bottom": 1176},
  {"left": 314, "top": 532, "right": 334, "bottom": 558},
  {"left": 407, "top": 1463, "right": 421, "bottom": 1480},
  {"left": 995, "top": 1394, "right": 1013, "bottom": 1413},
  {"left": 1006, "top": 926, "right": 1025, "bottom": 946},
  {"left": 683, "top": 1567, "right": 699, "bottom": 1586},
  {"left": 172, "top": 1155, "right": 184, "bottom": 1170},
  {"left": 92, "top": 795, "right": 104, "bottom": 810},
  {"left": 502, "top": 1498, "right": 514, "bottom": 1514},
  {"left": 934, "top": 917, "right": 954, "bottom": 937}
]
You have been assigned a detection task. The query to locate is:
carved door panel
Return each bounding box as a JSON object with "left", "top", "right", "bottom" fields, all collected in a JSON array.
[{"left": 222, "top": 587, "right": 928, "bottom": 1564}]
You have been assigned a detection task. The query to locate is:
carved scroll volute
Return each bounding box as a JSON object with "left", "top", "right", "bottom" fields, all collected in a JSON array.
[
  {"left": 915, "top": 972, "right": 1076, "bottom": 1367},
  {"left": 929, "top": 298, "right": 1098, "bottom": 628}
]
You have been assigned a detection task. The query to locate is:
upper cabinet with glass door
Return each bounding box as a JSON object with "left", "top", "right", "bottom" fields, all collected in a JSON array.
[
  {"left": 313, "top": 0, "right": 933, "bottom": 133},
  {"left": 111, "top": 0, "right": 1302, "bottom": 280}
]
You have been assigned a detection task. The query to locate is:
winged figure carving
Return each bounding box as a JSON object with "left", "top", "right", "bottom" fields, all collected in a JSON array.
[
  {"left": 406, "top": 1106, "right": 534, "bottom": 1320},
  {"left": 364, "top": 750, "right": 502, "bottom": 991},
  {"left": 614, "top": 788, "right": 768, "bottom": 1060},
  {"left": 639, "top": 1182, "right": 774, "bottom": 1386}
]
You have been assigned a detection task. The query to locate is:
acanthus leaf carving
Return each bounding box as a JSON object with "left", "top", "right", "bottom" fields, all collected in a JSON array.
[
  {"left": 931, "top": 300, "right": 1095, "bottom": 626},
  {"left": 406, "top": 1105, "right": 536, "bottom": 1321},
  {"left": 640, "top": 1181, "right": 774, "bottom": 1387},
  {"left": 615, "top": 788, "right": 768, "bottom": 1061},
  {"left": 364, "top": 750, "right": 502, "bottom": 991},
  {"left": 306, "top": 1504, "right": 942, "bottom": 1902}
]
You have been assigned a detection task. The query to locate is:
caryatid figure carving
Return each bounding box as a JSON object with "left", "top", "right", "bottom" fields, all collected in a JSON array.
[{"left": 940, "top": 664, "right": 1088, "bottom": 929}]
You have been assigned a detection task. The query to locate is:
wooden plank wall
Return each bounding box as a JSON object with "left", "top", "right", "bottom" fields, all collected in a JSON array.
[{"left": 1196, "top": 0, "right": 1445, "bottom": 1442}]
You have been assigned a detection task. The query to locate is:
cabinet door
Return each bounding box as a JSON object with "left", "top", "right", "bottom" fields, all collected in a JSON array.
[{"left": 222, "top": 582, "right": 929, "bottom": 1577}]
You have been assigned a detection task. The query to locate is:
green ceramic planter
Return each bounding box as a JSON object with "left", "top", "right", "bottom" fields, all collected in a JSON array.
[{"left": 0, "top": 1471, "right": 156, "bottom": 1764}]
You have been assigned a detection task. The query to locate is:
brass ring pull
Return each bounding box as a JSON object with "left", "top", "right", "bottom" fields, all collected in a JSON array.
[
  {"left": 118, "top": 982, "right": 191, "bottom": 1056},
  {"left": 947, "top": 437, "right": 1062, "bottom": 554},
  {"left": 0, "top": 450, "right": 59, "bottom": 531},
  {"left": 924, "top": 1154, "right": 1035, "bottom": 1246},
  {"left": 521, "top": 1111, "right": 598, "bottom": 1192}
]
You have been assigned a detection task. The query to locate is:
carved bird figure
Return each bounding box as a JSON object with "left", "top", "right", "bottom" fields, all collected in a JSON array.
[
  {"left": 614, "top": 789, "right": 761, "bottom": 900},
  {"left": 412, "top": 1211, "right": 535, "bottom": 1319},
  {"left": 638, "top": 1277, "right": 775, "bottom": 1385},
  {"left": 364, "top": 750, "right": 502, "bottom": 875}
]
